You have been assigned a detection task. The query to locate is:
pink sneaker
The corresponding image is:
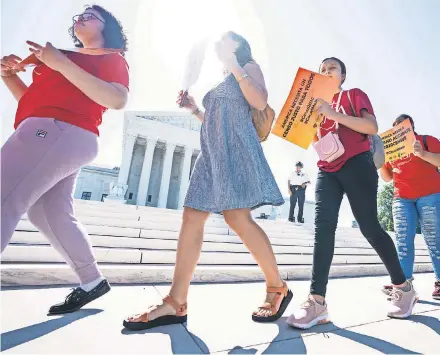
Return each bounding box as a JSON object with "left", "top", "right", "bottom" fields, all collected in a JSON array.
[
  {"left": 387, "top": 282, "right": 418, "bottom": 319},
  {"left": 286, "top": 296, "right": 329, "bottom": 329}
]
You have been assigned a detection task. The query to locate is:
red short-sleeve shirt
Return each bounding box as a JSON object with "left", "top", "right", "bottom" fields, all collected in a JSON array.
[
  {"left": 317, "top": 88, "right": 374, "bottom": 172},
  {"left": 14, "top": 52, "right": 129, "bottom": 135},
  {"left": 385, "top": 134, "right": 440, "bottom": 199}
]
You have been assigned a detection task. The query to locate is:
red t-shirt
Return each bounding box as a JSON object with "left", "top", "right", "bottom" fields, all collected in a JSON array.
[
  {"left": 317, "top": 88, "right": 374, "bottom": 172},
  {"left": 15, "top": 52, "right": 129, "bottom": 135},
  {"left": 385, "top": 134, "right": 440, "bottom": 199}
]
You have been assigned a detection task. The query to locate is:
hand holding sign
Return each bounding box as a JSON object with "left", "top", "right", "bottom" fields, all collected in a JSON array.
[
  {"left": 413, "top": 140, "right": 425, "bottom": 158},
  {"left": 313, "top": 98, "right": 335, "bottom": 119},
  {"left": 272, "top": 68, "right": 338, "bottom": 149},
  {"left": 379, "top": 119, "right": 416, "bottom": 163}
]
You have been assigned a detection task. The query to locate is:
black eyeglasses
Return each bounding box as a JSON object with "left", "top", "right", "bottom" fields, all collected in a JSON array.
[{"left": 73, "top": 13, "right": 105, "bottom": 24}]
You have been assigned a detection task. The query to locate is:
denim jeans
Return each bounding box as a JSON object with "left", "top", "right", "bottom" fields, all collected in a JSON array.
[{"left": 393, "top": 192, "right": 440, "bottom": 280}]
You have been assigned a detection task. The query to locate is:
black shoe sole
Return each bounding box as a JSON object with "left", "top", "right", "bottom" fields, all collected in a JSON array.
[
  {"left": 48, "top": 282, "right": 111, "bottom": 315},
  {"left": 433, "top": 295, "right": 440, "bottom": 300},
  {"left": 123, "top": 315, "right": 187, "bottom": 331},
  {"left": 252, "top": 289, "right": 293, "bottom": 323}
]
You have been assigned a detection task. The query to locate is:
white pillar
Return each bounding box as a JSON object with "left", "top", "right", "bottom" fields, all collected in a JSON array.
[
  {"left": 118, "top": 133, "right": 137, "bottom": 185},
  {"left": 157, "top": 142, "right": 176, "bottom": 208},
  {"left": 105, "top": 133, "right": 136, "bottom": 203},
  {"left": 136, "top": 137, "right": 157, "bottom": 206},
  {"left": 178, "top": 146, "right": 194, "bottom": 209}
]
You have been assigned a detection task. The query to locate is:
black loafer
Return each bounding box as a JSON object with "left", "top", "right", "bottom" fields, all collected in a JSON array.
[{"left": 48, "top": 280, "right": 111, "bottom": 315}]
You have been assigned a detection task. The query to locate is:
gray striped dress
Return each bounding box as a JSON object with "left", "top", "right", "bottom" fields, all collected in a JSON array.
[{"left": 184, "top": 74, "right": 284, "bottom": 213}]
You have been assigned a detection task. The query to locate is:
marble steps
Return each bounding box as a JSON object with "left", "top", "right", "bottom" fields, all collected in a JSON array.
[
  {"left": 10, "top": 230, "right": 430, "bottom": 255},
  {"left": 1, "top": 263, "right": 433, "bottom": 286},
  {"left": 2, "top": 243, "right": 432, "bottom": 266},
  {"left": 3, "top": 199, "right": 432, "bottom": 285},
  {"left": 9, "top": 231, "right": 431, "bottom": 257}
]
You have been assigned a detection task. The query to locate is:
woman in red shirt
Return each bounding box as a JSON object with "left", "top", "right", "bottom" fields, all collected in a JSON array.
[
  {"left": 1, "top": 5, "right": 129, "bottom": 314},
  {"left": 380, "top": 115, "right": 440, "bottom": 300},
  {"left": 287, "top": 57, "right": 416, "bottom": 330}
]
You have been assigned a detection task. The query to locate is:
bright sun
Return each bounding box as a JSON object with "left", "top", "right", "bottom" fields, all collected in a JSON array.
[{"left": 129, "top": 0, "right": 269, "bottom": 109}]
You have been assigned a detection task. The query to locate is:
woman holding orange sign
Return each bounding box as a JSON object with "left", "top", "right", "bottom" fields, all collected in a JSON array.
[
  {"left": 1, "top": 5, "right": 129, "bottom": 314},
  {"left": 287, "top": 57, "right": 416, "bottom": 330},
  {"left": 380, "top": 114, "right": 440, "bottom": 300}
]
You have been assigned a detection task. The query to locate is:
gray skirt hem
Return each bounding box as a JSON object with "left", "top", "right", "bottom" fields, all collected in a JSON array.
[{"left": 183, "top": 198, "right": 285, "bottom": 214}]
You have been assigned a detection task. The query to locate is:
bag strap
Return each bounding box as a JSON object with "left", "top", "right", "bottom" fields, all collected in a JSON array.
[
  {"left": 346, "top": 89, "right": 356, "bottom": 117},
  {"left": 333, "top": 91, "right": 343, "bottom": 132},
  {"left": 347, "top": 89, "right": 372, "bottom": 144},
  {"left": 317, "top": 91, "right": 343, "bottom": 139},
  {"left": 423, "top": 135, "right": 429, "bottom": 151}
]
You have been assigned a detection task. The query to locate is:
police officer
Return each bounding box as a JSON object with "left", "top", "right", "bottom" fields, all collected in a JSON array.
[{"left": 288, "top": 161, "right": 310, "bottom": 223}]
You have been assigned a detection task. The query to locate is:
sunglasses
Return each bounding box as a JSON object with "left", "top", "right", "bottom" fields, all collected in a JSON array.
[{"left": 72, "top": 13, "right": 105, "bottom": 24}]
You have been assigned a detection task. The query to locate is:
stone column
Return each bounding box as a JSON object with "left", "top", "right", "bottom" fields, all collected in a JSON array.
[
  {"left": 178, "top": 146, "right": 194, "bottom": 209},
  {"left": 136, "top": 137, "right": 157, "bottom": 206},
  {"left": 105, "top": 133, "right": 136, "bottom": 204},
  {"left": 157, "top": 143, "right": 176, "bottom": 208}
]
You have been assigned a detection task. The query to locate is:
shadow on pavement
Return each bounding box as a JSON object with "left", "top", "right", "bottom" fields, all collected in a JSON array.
[
  {"left": 417, "top": 299, "right": 440, "bottom": 307},
  {"left": 410, "top": 314, "right": 440, "bottom": 335},
  {"left": 121, "top": 324, "right": 210, "bottom": 354},
  {"left": 1, "top": 308, "right": 103, "bottom": 351},
  {"left": 229, "top": 316, "right": 422, "bottom": 354}
]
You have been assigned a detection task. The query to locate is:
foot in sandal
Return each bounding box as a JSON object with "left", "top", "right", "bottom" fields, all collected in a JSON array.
[
  {"left": 123, "top": 295, "right": 187, "bottom": 331},
  {"left": 252, "top": 280, "right": 293, "bottom": 322}
]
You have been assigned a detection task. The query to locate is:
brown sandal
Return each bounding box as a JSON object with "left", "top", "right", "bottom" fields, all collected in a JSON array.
[
  {"left": 252, "top": 281, "right": 293, "bottom": 323},
  {"left": 123, "top": 295, "right": 188, "bottom": 331}
]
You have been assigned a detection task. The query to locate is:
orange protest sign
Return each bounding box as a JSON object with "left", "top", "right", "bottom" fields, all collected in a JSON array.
[
  {"left": 379, "top": 119, "right": 416, "bottom": 163},
  {"left": 271, "top": 68, "right": 338, "bottom": 149}
]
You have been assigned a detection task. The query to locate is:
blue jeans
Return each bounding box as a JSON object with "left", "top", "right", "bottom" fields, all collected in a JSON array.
[{"left": 393, "top": 193, "right": 440, "bottom": 280}]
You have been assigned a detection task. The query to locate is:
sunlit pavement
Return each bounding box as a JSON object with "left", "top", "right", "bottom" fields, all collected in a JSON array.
[{"left": 1, "top": 273, "right": 439, "bottom": 354}]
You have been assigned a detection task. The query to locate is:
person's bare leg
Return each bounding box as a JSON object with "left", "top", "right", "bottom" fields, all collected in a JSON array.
[
  {"left": 127, "top": 207, "right": 209, "bottom": 322},
  {"left": 223, "top": 208, "right": 284, "bottom": 317}
]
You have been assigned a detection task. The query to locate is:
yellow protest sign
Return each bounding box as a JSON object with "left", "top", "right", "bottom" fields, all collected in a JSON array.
[
  {"left": 379, "top": 119, "right": 416, "bottom": 163},
  {"left": 271, "top": 68, "right": 338, "bottom": 149}
]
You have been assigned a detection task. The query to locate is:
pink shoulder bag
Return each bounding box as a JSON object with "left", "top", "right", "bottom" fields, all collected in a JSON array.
[{"left": 313, "top": 91, "right": 345, "bottom": 163}]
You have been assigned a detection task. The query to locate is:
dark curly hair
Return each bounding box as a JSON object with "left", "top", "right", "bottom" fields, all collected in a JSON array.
[{"left": 68, "top": 5, "right": 128, "bottom": 56}]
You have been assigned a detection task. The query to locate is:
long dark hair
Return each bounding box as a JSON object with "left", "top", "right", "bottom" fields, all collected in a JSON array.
[
  {"left": 68, "top": 5, "right": 128, "bottom": 56},
  {"left": 227, "top": 31, "right": 253, "bottom": 67},
  {"left": 320, "top": 57, "right": 346, "bottom": 84}
]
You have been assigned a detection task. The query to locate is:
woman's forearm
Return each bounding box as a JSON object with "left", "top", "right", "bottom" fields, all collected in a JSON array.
[
  {"left": 193, "top": 110, "right": 205, "bottom": 123},
  {"left": 230, "top": 65, "right": 268, "bottom": 110},
  {"left": 330, "top": 111, "right": 378, "bottom": 135},
  {"left": 1, "top": 75, "right": 28, "bottom": 101},
  {"left": 420, "top": 151, "right": 440, "bottom": 167},
  {"left": 57, "top": 58, "right": 127, "bottom": 109},
  {"left": 379, "top": 166, "right": 393, "bottom": 182}
]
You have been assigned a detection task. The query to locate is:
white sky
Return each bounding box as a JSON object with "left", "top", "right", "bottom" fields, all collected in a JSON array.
[{"left": 2, "top": 0, "right": 439, "bottom": 225}]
